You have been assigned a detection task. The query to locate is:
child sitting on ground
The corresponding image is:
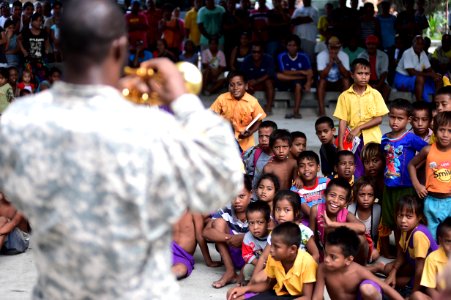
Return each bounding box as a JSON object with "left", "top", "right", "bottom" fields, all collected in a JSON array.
[
  {"left": 315, "top": 116, "right": 338, "bottom": 177},
  {"left": 410, "top": 217, "right": 451, "bottom": 300},
  {"left": 255, "top": 173, "right": 279, "bottom": 229},
  {"left": 251, "top": 191, "right": 319, "bottom": 284},
  {"left": 262, "top": 129, "right": 301, "bottom": 190},
  {"left": 241, "top": 201, "right": 271, "bottom": 285},
  {"left": 408, "top": 111, "right": 451, "bottom": 241},
  {"left": 0, "top": 68, "right": 14, "bottom": 114},
  {"left": 289, "top": 131, "right": 306, "bottom": 160},
  {"left": 203, "top": 175, "right": 252, "bottom": 288},
  {"left": 172, "top": 211, "right": 221, "bottom": 279},
  {"left": 313, "top": 226, "right": 403, "bottom": 300},
  {"left": 291, "top": 151, "right": 329, "bottom": 226},
  {"left": 348, "top": 176, "right": 381, "bottom": 263},
  {"left": 242, "top": 121, "right": 278, "bottom": 193},
  {"left": 380, "top": 99, "right": 428, "bottom": 258},
  {"left": 309, "top": 178, "right": 368, "bottom": 264},
  {"left": 334, "top": 58, "right": 389, "bottom": 178},
  {"left": 361, "top": 142, "right": 385, "bottom": 202},
  {"left": 0, "top": 193, "right": 30, "bottom": 255},
  {"left": 334, "top": 150, "right": 356, "bottom": 186},
  {"left": 227, "top": 222, "right": 317, "bottom": 300},
  {"left": 368, "top": 195, "right": 438, "bottom": 297}
]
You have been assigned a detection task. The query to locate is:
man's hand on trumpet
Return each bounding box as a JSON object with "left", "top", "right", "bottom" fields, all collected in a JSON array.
[{"left": 118, "top": 58, "right": 187, "bottom": 105}]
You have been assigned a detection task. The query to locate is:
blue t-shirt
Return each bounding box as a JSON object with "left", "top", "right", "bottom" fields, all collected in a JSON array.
[
  {"left": 277, "top": 51, "right": 311, "bottom": 72},
  {"left": 381, "top": 130, "right": 428, "bottom": 187},
  {"left": 242, "top": 54, "right": 276, "bottom": 80},
  {"left": 376, "top": 15, "right": 396, "bottom": 49}
]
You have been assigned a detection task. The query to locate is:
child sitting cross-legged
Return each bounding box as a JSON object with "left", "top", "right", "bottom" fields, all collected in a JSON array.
[
  {"left": 309, "top": 178, "right": 369, "bottom": 265},
  {"left": 227, "top": 222, "right": 318, "bottom": 300},
  {"left": 313, "top": 226, "right": 403, "bottom": 300},
  {"left": 410, "top": 217, "right": 451, "bottom": 300},
  {"left": 241, "top": 201, "right": 271, "bottom": 285},
  {"left": 203, "top": 174, "right": 252, "bottom": 288},
  {"left": 368, "top": 195, "right": 438, "bottom": 297}
]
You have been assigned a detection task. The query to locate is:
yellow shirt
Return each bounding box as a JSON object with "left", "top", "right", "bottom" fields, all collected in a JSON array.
[
  {"left": 265, "top": 250, "right": 317, "bottom": 296},
  {"left": 421, "top": 246, "right": 448, "bottom": 289},
  {"left": 399, "top": 229, "right": 431, "bottom": 259},
  {"left": 184, "top": 8, "right": 200, "bottom": 46},
  {"left": 334, "top": 85, "right": 389, "bottom": 144},
  {"left": 317, "top": 16, "right": 328, "bottom": 42},
  {"left": 210, "top": 92, "right": 266, "bottom": 152}
]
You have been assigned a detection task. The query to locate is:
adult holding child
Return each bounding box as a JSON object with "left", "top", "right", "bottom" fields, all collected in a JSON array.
[{"left": 0, "top": 0, "right": 243, "bottom": 299}]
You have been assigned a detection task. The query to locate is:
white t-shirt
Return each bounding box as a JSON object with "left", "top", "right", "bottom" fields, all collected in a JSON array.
[
  {"left": 396, "top": 47, "right": 431, "bottom": 76},
  {"left": 317, "top": 49, "right": 350, "bottom": 82},
  {"left": 292, "top": 6, "right": 319, "bottom": 42}
]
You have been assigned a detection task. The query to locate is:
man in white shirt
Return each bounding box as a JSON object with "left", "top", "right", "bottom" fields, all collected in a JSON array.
[
  {"left": 316, "top": 36, "right": 350, "bottom": 116},
  {"left": 394, "top": 35, "right": 440, "bottom": 102}
]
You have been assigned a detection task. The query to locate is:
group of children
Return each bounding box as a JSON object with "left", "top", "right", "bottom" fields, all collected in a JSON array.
[
  {"left": 0, "top": 65, "right": 62, "bottom": 115},
  {"left": 167, "top": 57, "right": 451, "bottom": 300}
]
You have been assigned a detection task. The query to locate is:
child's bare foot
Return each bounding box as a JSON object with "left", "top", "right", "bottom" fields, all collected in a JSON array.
[
  {"left": 304, "top": 82, "right": 312, "bottom": 92},
  {"left": 212, "top": 271, "right": 238, "bottom": 289},
  {"left": 205, "top": 259, "right": 223, "bottom": 268}
]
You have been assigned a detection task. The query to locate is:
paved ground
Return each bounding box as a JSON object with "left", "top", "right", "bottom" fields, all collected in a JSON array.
[{"left": 0, "top": 98, "right": 392, "bottom": 300}]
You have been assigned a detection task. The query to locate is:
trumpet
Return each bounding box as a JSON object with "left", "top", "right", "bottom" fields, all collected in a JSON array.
[{"left": 122, "top": 61, "right": 203, "bottom": 106}]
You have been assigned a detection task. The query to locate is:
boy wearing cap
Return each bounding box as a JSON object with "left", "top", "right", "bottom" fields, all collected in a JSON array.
[
  {"left": 317, "top": 36, "right": 350, "bottom": 116},
  {"left": 358, "top": 35, "right": 391, "bottom": 102}
]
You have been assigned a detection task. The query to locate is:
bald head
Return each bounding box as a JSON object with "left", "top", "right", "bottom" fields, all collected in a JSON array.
[{"left": 60, "top": 0, "right": 126, "bottom": 67}]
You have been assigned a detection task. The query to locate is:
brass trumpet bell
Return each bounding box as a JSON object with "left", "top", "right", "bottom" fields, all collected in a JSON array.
[{"left": 122, "top": 61, "right": 202, "bottom": 105}]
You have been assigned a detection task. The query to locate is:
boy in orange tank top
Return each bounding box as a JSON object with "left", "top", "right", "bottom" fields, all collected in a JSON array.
[{"left": 408, "top": 112, "right": 451, "bottom": 241}]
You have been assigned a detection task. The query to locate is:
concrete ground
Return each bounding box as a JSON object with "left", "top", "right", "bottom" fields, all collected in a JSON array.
[{"left": 0, "top": 100, "right": 393, "bottom": 299}]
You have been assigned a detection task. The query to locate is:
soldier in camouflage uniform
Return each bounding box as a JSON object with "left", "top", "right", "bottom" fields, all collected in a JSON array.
[{"left": 0, "top": 0, "right": 243, "bottom": 299}]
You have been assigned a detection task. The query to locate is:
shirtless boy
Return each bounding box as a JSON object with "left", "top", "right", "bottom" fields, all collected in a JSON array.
[
  {"left": 313, "top": 226, "right": 402, "bottom": 300},
  {"left": 262, "top": 129, "right": 300, "bottom": 189},
  {"left": 172, "top": 210, "right": 221, "bottom": 279}
]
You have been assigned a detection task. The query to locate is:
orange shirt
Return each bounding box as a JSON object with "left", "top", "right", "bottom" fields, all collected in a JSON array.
[
  {"left": 426, "top": 143, "right": 451, "bottom": 193},
  {"left": 210, "top": 92, "right": 266, "bottom": 152}
]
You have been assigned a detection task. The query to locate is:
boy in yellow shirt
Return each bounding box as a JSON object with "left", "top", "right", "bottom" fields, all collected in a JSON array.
[
  {"left": 227, "top": 222, "right": 317, "bottom": 300},
  {"left": 334, "top": 58, "right": 389, "bottom": 178},
  {"left": 410, "top": 217, "right": 451, "bottom": 300}
]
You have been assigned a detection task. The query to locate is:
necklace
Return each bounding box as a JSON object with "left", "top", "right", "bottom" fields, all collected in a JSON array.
[{"left": 402, "top": 224, "right": 418, "bottom": 253}]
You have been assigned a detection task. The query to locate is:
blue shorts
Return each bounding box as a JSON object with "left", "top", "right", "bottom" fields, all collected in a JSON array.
[
  {"left": 393, "top": 72, "right": 434, "bottom": 102},
  {"left": 424, "top": 195, "right": 451, "bottom": 241}
]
